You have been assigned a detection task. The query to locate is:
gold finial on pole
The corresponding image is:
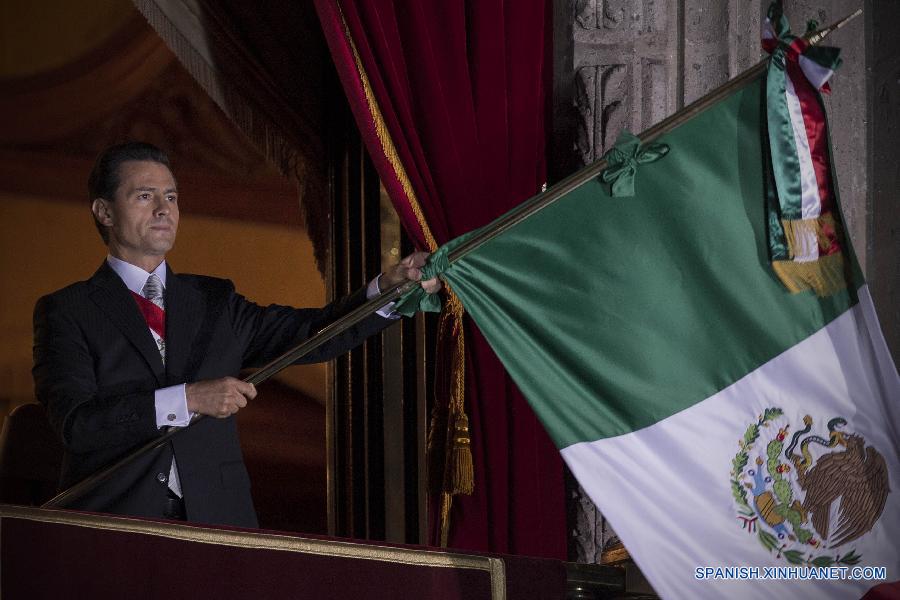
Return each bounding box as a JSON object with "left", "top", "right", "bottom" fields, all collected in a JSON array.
[{"left": 805, "top": 8, "right": 863, "bottom": 46}]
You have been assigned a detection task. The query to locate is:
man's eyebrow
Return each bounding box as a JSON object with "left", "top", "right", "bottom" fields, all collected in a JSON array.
[{"left": 134, "top": 186, "right": 178, "bottom": 193}]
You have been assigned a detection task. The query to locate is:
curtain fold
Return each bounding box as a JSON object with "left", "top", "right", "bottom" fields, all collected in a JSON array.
[{"left": 315, "top": 0, "right": 565, "bottom": 559}]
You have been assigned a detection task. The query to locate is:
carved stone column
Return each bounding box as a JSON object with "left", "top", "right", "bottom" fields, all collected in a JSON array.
[{"left": 572, "top": 0, "right": 678, "bottom": 168}]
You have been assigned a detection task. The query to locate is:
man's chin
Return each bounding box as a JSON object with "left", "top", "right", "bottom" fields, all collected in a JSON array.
[{"left": 147, "top": 240, "right": 175, "bottom": 256}]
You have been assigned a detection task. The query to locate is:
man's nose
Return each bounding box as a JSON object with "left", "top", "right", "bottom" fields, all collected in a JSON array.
[{"left": 153, "top": 196, "right": 170, "bottom": 215}]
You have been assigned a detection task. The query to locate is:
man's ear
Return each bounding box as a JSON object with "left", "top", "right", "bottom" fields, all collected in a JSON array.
[{"left": 92, "top": 198, "right": 113, "bottom": 226}]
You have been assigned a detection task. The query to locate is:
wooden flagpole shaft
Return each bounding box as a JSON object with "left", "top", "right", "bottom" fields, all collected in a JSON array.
[{"left": 42, "top": 10, "right": 858, "bottom": 511}]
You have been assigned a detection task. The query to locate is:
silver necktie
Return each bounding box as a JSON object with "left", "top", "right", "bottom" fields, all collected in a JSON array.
[
  {"left": 141, "top": 273, "right": 165, "bottom": 309},
  {"left": 141, "top": 274, "right": 166, "bottom": 363}
]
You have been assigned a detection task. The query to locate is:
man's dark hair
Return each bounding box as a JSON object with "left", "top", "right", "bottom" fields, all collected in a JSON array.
[{"left": 88, "top": 142, "right": 171, "bottom": 243}]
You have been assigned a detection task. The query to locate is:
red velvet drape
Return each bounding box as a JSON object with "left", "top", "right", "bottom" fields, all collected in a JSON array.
[{"left": 315, "top": 1, "right": 565, "bottom": 559}]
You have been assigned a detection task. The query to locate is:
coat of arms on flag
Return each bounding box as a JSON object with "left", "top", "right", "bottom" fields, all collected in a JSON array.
[{"left": 732, "top": 408, "right": 889, "bottom": 568}]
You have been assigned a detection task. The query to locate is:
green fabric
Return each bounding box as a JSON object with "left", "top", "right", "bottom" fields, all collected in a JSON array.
[
  {"left": 427, "top": 73, "right": 860, "bottom": 449},
  {"left": 600, "top": 131, "right": 670, "bottom": 197},
  {"left": 765, "top": 2, "right": 805, "bottom": 222},
  {"left": 761, "top": 85, "right": 790, "bottom": 262}
]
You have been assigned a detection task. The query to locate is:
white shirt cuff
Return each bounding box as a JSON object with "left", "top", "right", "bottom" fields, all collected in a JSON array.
[
  {"left": 368, "top": 274, "right": 400, "bottom": 320},
  {"left": 154, "top": 384, "right": 191, "bottom": 428}
]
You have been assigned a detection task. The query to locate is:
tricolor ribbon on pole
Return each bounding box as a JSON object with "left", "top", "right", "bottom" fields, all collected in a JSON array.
[{"left": 762, "top": 1, "right": 847, "bottom": 296}]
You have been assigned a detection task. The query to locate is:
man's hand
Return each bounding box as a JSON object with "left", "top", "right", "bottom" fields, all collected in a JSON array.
[
  {"left": 379, "top": 251, "right": 442, "bottom": 294},
  {"left": 185, "top": 377, "right": 257, "bottom": 418}
]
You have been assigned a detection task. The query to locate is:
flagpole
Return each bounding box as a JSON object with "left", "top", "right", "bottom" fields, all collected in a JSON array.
[{"left": 41, "top": 10, "right": 860, "bottom": 511}]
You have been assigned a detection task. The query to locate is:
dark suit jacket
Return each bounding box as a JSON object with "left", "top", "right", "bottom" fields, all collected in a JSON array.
[{"left": 33, "top": 261, "right": 390, "bottom": 528}]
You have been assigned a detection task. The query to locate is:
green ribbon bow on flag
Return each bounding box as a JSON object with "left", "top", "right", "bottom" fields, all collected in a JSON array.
[{"left": 600, "top": 130, "right": 669, "bottom": 198}]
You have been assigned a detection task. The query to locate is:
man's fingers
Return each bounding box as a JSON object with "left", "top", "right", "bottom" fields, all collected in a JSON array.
[
  {"left": 235, "top": 380, "right": 257, "bottom": 399},
  {"left": 186, "top": 377, "right": 256, "bottom": 419},
  {"left": 407, "top": 251, "right": 428, "bottom": 268},
  {"left": 421, "top": 278, "right": 442, "bottom": 294},
  {"left": 383, "top": 251, "right": 433, "bottom": 289},
  {"left": 399, "top": 251, "right": 428, "bottom": 269},
  {"left": 217, "top": 395, "right": 244, "bottom": 418}
]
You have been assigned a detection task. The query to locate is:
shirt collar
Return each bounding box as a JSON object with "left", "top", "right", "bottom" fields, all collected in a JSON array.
[{"left": 106, "top": 255, "right": 168, "bottom": 295}]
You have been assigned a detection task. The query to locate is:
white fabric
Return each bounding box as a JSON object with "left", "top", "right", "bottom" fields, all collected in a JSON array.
[
  {"left": 155, "top": 385, "right": 190, "bottom": 427},
  {"left": 562, "top": 286, "right": 900, "bottom": 599},
  {"left": 798, "top": 55, "right": 834, "bottom": 91}
]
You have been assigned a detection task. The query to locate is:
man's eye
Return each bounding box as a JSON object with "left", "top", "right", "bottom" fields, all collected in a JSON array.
[
  {"left": 167, "top": 195, "right": 177, "bottom": 203},
  {"left": 138, "top": 193, "right": 151, "bottom": 200}
]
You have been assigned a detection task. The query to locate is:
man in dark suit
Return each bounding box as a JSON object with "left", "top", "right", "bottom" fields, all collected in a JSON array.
[{"left": 32, "top": 142, "right": 439, "bottom": 528}]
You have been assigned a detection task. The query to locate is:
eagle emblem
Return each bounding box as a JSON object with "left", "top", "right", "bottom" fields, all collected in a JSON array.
[{"left": 730, "top": 408, "right": 890, "bottom": 566}]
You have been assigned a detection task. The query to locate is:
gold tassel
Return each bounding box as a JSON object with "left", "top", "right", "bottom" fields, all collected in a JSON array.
[
  {"left": 429, "top": 291, "right": 473, "bottom": 546},
  {"left": 774, "top": 212, "right": 847, "bottom": 297},
  {"left": 781, "top": 213, "right": 837, "bottom": 259},
  {"left": 445, "top": 293, "right": 473, "bottom": 495},
  {"left": 772, "top": 252, "right": 848, "bottom": 296},
  {"left": 450, "top": 413, "right": 474, "bottom": 494}
]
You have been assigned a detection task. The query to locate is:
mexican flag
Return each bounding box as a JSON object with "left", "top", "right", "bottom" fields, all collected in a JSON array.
[{"left": 400, "top": 19, "right": 899, "bottom": 600}]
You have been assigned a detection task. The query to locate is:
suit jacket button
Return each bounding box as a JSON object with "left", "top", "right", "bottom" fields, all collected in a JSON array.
[{"left": 157, "top": 472, "right": 168, "bottom": 484}]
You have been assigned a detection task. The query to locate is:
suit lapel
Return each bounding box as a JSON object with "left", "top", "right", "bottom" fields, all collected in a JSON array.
[
  {"left": 164, "top": 265, "right": 205, "bottom": 383},
  {"left": 88, "top": 262, "right": 165, "bottom": 385}
]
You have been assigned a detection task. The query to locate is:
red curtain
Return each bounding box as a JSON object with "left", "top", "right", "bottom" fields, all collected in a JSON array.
[{"left": 315, "top": 0, "right": 565, "bottom": 559}]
